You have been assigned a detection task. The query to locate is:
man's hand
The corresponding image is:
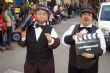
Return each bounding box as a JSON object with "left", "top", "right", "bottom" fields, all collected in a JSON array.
[
  {"left": 17, "top": 30, "right": 26, "bottom": 47},
  {"left": 76, "top": 29, "right": 87, "bottom": 37},
  {"left": 21, "top": 30, "right": 26, "bottom": 41},
  {"left": 76, "top": 31, "right": 86, "bottom": 37},
  {"left": 81, "top": 53, "right": 94, "bottom": 58},
  {"left": 45, "top": 33, "right": 52, "bottom": 43}
]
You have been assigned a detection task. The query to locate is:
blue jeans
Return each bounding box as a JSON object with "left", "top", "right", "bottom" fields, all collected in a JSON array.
[{"left": 6, "top": 26, "right": 12, "bottom": 46}]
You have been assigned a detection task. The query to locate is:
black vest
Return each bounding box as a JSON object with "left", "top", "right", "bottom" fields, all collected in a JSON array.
[
  {"left": 69, "top": 24, "right": 99, "bottom": 69},
  {"left": 25, "top": 24, "right": 53, "bottom": 64}
]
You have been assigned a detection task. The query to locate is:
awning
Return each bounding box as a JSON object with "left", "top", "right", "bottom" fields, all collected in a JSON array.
[{"left": 5, "top": 0, "right": 13, "bottom": 2}]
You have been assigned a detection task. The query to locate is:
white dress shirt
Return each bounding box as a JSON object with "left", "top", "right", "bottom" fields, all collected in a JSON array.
[
  {"left": 22, "top": 22, "right": 58, "bottom": 45},
  {"left": 34, "top": 22, "right": 58, "bottom": 45},
  {"left": 62, "top": 24, "right": 106, "bottom": 54}
]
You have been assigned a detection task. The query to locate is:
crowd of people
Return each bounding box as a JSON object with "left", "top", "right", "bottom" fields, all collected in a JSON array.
[{"left": 0, "top": 2, "right": 81, "bottom": 52}]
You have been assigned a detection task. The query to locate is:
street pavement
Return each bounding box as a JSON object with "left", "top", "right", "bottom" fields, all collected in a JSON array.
[{"left": 0, "top": 16, "right": 110, "bottom": 73}]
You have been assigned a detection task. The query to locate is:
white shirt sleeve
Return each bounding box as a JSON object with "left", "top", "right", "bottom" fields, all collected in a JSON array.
[
  {"left": 61, "top": 25, "right": 75, "bottom": 47},
  {"left": 96, "top": 29, "right": 106, "bottom": 54},
  {"left": 51, "top": 28, "right": 58, "bottom": 38},
  {"left": 48, "top": 38, "right": 55, "bottom": 45},
  {"left": 48, "top": 28, "right": 58, "bottom": 45}
]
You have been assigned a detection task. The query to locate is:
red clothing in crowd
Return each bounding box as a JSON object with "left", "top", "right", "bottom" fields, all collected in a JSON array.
[
  {"left": 32, "top": 15, "right": 36, "bottom": 21},
  {"left": 0, "top": 14, "right": 7, "bottom": 32}
]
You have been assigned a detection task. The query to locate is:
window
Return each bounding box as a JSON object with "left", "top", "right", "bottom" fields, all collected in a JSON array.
[{"left": 100, "top": 5, "right": 110, "bottom": 21}]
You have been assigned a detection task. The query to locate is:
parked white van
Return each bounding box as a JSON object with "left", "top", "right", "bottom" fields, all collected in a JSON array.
[{"left": 98, "top": 2, "right": 110, "bottom": 48}]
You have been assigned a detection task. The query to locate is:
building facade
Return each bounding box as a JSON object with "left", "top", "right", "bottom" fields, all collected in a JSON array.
[
  {"left": 63, "top": 0, "right": 79, "bottom": 4},
  {"left": 106, "top": 0, "right": 110, "bottom": 1},
  {"left": 63, "top": 0, "right": 110, "bottom": 4}
]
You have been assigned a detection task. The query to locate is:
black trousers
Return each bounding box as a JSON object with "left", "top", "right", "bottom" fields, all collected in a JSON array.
[
  {"left": 68, "top": 63, "right": 98, "bottom": 73},
  {"left": 24, "top": 58, "right": 55, "bottom": 73},
  {"left": 0, "top": 31, "right": 3, "bottom": 46}
]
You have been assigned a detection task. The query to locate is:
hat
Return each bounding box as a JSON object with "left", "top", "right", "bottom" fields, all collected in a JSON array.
[
  {"left": 36, "top": 7, "right": 50, "bottom": 16},
  {"left": 80, "top": 7, "right": 94, "bottom": 16}
]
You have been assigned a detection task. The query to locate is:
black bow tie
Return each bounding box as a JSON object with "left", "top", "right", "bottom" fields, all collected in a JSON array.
[
  {"left": 79, "top": 27, "right": 91, "bottom": 32},
  {"left": 36, "top": 24, "right": 45, "bottom": 29}
]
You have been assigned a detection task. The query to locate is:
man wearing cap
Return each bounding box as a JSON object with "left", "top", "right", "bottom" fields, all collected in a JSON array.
[
  {"left": 62, "top": 8, "right": 106, "bottom": 73},
  {"left": 20, "top": 7, "right": 60, "bottom": 73}
]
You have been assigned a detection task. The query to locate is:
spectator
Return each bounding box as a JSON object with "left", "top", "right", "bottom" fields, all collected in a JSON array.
[{"left": 2, "top": 3, "right": 15, "bottom": 50}]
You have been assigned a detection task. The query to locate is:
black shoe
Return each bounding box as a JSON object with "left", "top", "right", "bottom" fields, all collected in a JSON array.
[
  {"left": 0, "top": 46, "right": 4, "bottom": 52},
  {"left": 5, "top": 46, "right": 15, "bottom": 50},
  {"left": 1, "top": 43, "right": 8, "bottom": 47}
]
